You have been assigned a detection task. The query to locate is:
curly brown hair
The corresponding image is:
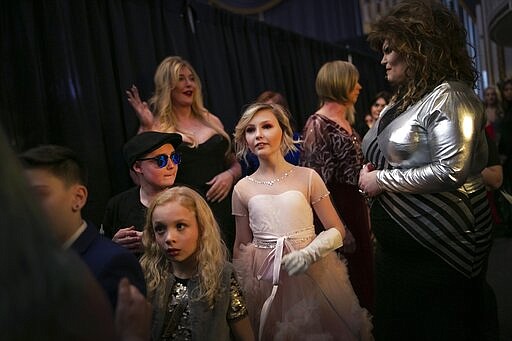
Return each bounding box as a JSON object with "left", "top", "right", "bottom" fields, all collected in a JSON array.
[{"left": 367, "top": 0, "right": 477, "bottom": 110}]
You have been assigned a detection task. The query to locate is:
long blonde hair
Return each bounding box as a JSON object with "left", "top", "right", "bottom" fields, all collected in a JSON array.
[
  {"left": 233, "top": 103, "right": 297, "bottom": 163},
  {"left": 140, "top": 186, "right": 228, "bottom": 308},
  {"left": 148, "top": 56, "right": 231, "bottom": 149},
  {"left": 315, "top": 60, "right": 359, "bottom": 125}
]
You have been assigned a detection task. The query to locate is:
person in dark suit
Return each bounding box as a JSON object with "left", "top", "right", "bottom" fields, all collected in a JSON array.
[{"left": 19, "top": 144, "right": 147, "bottom": 309}]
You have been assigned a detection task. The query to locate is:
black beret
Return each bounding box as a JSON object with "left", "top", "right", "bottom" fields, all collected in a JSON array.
[{"left": 123, "top": 132, "right": 182, "bottom": 168}]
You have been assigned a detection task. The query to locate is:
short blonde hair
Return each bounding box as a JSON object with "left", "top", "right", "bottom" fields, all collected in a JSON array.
[
  {"left": 140, "top": 186, "right": 228, "bottom": 308},
  {"left": 315, "top": 60, "right": 359, "bottom": 124},
  {"left": 233, "top": 103, "right": 296, "bottom": 162}
]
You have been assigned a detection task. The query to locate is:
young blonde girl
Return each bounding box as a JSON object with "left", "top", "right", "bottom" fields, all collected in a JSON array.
[
  {"left": 140, "top": 186, "right": 253, "bottom": 341},
  {"left": 232, "top": 103, "right": 373, "bottom": 340}
]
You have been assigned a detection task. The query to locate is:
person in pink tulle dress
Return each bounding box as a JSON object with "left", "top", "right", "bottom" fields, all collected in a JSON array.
[{"left": 232, "top": 102, "right": 373, "bottom": 340}]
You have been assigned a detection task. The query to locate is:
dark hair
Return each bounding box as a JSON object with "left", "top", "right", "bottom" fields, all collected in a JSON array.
[
  {"left": 500, "top": 78, "right": 512, "bottom": 112},
  {"left": 371, "top": 91, "right": 391, "bottom": 106},
  {"left": 368, "top": 0, "right": 477, "bottom": 110},
  {"left": 256, "top": 91, "right": 290, "bottom": 110},
  {"left": 501, "top": 78, "right": 512, "bottom": 88},
  {"left": 19, "top": 145, "right": 87, "bottom": 186},
  {"left": 0, "top": 130, "right": 113, "bottom": 340},
  {"left": 255, "top": 90, "right": 297, "bottom": 130},
  {"left": 500, "top": 78, "right": 512, "bottom": 100}
]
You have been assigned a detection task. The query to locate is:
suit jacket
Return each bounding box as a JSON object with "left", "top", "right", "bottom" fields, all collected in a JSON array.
[{"left": 71, "top": 222, "right": 146, "bottom": 308}]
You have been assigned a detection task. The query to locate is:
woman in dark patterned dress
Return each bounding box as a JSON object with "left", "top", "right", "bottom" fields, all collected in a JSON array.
[{"left": 300, "top": 60, "right": 375, "bottom": 313}]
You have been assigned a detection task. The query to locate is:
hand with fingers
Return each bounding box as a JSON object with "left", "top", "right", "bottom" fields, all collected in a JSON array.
[
  {"left": 112, "top": 226, "right": 144, "bottom": 253},
  {"left": 126, "top": 85, "right": 154, "bottom": 132},
  {"left": 281, "top": 228, "right": 343, "bottom": 276},
  {"left": 358, "top": 163, "right": 381, "bottom": 198},
  {"left": 205, "top": 170, "right": 234, "bottom": 203}
]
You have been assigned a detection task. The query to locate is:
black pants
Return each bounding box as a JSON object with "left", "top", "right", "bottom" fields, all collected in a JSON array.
[{"left": 371, "top": 201, "right": 498, "bottom": 341}]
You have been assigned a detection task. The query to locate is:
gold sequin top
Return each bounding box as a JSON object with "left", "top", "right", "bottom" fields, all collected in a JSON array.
[
  {"left": 229, "top": 274, "right": 248, "bottom": 321},
  {"left": 160, "top": 273, "right": 248, "bottom": 340}
]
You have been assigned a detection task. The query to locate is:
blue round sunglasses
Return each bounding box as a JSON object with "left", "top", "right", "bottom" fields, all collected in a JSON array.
[{"left": 137, "top": 152, "right": 182, "bottom": 168}]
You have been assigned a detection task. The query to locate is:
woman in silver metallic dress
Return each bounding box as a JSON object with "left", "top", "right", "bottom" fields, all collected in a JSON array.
[{"left": 358, "top": 0, "right": 495, "bottom": 339}]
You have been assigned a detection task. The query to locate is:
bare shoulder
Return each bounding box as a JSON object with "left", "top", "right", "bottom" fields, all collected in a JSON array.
[{"left": 205, "top": 111, "right": 225, "bottom": 130}]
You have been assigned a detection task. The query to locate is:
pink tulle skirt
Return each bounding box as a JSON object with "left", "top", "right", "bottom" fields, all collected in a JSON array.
[{"left": 234, "top": 243, "right": 373, "bottom": 341}]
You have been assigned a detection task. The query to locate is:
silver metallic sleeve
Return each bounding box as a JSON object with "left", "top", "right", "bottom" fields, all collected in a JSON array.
[{"left": 376, "top": 82, "right": 488, "bottom": 194}]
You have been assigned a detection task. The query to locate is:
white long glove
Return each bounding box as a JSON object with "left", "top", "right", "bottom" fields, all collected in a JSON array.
[{"left": 281, "top": 228, "right": 343, "bottom": 276}]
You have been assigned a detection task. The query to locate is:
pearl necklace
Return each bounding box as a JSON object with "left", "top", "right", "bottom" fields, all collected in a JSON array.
[{"left": 246, "top": 168, "right": 294, "bottom": 186}]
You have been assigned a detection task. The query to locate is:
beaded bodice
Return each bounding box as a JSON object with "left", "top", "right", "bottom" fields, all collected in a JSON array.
[{"left": 247, "top": 190, "right": 315, "bottom": 244}]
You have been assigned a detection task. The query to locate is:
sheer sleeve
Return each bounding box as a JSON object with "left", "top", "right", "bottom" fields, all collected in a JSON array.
[
  {"left": 307, "top": 169, "right": 345, "bottom": 234},
  {"left": 308, "top": 169, "right": 331, "bottom": 206},
  {"left": 231, "top": 185, "right": 248, "bottom": 217}
]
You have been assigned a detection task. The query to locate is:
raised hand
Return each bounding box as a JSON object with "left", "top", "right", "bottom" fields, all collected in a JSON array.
[{"left": 126, "top": 85, "right": 155, "bottom": 132}]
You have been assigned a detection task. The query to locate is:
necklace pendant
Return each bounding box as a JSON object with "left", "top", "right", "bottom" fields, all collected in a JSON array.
[{"left": 246, "top": 168, "right": 294, "bottom": 186}]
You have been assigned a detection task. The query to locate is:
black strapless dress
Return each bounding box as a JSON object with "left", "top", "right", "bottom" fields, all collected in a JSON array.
[{"left": 176, "top": 134, "right": 235, "bottom": 251}]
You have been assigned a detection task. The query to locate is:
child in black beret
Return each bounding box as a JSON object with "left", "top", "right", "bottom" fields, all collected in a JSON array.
[{"left": 102, "top": 132, "right": 182, "bottom": 254}]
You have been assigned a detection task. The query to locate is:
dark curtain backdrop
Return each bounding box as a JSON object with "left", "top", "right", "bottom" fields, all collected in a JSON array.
[
  {"left": 249, "top": 0, "right": 363, "bottom": 44},
  {"left": 0, "top": 0, "right": 388, "bottom": 225}
]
